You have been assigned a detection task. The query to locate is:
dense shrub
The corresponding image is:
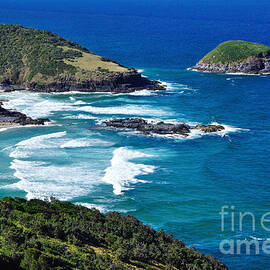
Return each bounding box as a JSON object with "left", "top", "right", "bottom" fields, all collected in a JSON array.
[
  {"left": 0, "top": 197, "right": 227, "bottom": 269},
  {"left": 0, "top": 24, "right": 89, "bottom": 83}
]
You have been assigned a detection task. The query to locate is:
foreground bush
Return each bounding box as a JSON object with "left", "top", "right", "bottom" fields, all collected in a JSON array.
[{"left": 0, "top": 197, "right": 226, "bottom": 269}]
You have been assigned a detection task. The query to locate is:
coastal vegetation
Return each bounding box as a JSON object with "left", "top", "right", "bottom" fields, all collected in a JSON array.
[
  {"left": 0, "top": 197, "right": 227, "bottom": 269},
  {"left": 200, "top": 40, "right": 270, "bottom": 65},
  {"left": 0, "top": 24, "right": 129, "bottom": 85},
  {"left": 192, "top": 40, "right": 270, "bottom": 74}
]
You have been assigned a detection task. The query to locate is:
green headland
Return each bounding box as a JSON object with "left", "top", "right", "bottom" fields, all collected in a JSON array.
[
  {"left": 200, "top": 40, "right": 270, "bottom": 65},
  {"left": 0, "top": 197, "right": 227, "bottom": 270},
  {"left": 192, "top": 40, "right": 270, "bottom": 74},
  {"left": 0, "top": 24, "right": 161, "bottom": 92}
]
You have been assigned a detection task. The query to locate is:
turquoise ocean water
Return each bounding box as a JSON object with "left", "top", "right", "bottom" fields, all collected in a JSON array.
[{"left": 0, "top": 1, "right": 270, "bottom": 268}]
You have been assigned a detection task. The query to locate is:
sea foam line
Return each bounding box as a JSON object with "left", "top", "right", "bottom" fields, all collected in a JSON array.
[
  {"left": 63, "top": 114, "right": 97, "bottom": 120},
  {"left": 9, "top": 131, "right": 115, "bottom": 158},
  {"left": 79, "top": 104, "right": 171, "bottom": 117},
  {"left": 60, "top": 138, "right": 114, "bottom": 148},
  {"left": 5, "top": 159, "right": 103, "bottom": 201},
  {"left": 2, "top": 91, "right": 171, "bottom": 118}
]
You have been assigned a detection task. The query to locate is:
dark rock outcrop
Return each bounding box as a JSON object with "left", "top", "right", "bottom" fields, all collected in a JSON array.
[
  {"left": 191, "top": 56, "right": 270, "bottom": 74},
  {"left": 0, "top": 102, "right": 49, "bottom": 126},
  {"left": 26, "top": 70, "right": 164, "bottom": 93},
  {"left": 195, "top": 124, "right": 225, "bottom": 133},
  {"left": 0, "top": 70, "right": 164, "bottom": 93},
  {"left": 103, "top": 118, "right": 225, "bottom": 136}
]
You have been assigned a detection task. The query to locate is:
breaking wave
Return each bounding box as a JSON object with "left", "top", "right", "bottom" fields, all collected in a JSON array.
[{"left": 102, "top": 147, "right": 156, "bottom": 195}]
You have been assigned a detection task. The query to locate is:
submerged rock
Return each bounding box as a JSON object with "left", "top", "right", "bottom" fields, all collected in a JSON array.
[{"left": 103, "top": 118, "right": 225, "bottom": 136}]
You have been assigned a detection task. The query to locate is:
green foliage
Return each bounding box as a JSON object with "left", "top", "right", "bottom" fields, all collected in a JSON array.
[
  {"left": 0, "top": 24, "right": 89, "bottom": 83},
  {"left": 0, "top": 198, "right": 227, "bottom": 269},
  {"left": 201, "top": 40, "right": 270, "bottom": 64}
]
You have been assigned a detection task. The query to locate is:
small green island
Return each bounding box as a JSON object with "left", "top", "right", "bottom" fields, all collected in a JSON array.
[
  {"left": 0, "top": 24, "right": 163, "bottom": 93},
  {"left": 0, "top": 197, "right": 227, "bottom": 270},
  {"left": 190, "top": 40, "right": 270, "bottom": 74}
]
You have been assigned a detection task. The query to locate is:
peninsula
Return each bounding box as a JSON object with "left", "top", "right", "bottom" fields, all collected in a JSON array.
[
  {"left": 190, "top": 40, "right": 270, "bottom": 74},
  {"left": 0, "top": 197, "right": 227, "bottom": 270},
  {"left": 0, "top": 24, "right": 164, "bottom": 93}
]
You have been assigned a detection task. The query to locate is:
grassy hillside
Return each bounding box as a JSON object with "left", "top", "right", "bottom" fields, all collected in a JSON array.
[
  {"left": 200, "top": 40, "right": 270, "bottom": 65},
  {"left": 0, "top": 197, "right": 227, "bottom": 270},
  {"left": 0, "top": 24, "right": 130, "bottom": 85}
]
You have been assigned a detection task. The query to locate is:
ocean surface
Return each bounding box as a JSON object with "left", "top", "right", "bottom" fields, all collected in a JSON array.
[{"left": 0, "top": 1, "right": 270, "bottom": 268}]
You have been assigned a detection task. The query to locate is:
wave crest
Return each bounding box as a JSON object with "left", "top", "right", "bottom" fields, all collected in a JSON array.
[{"left": 102, "top": 147, "right": 156, "bottom": 195}]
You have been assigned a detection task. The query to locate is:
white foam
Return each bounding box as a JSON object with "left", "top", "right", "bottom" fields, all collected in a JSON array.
[
  {"left": 74, "top": 100, "right": 87, "bottom": 105},
  {"left": 1, "top": 92, "right": 40, "bottom": 112},
  {"left": 226, "top": 72, "right": 267, "bottom": 76},
  {"left": 76, "top": 202, "right": 136, "bottom": 214},
  {"left": 17, "top": 131, "right": 66, "bottom": 148},
  {"left": 9, "top": 131, "right": 114, "bottom": 158},
  {"left": 115, "top": 119, "right": 246, "bottom": 141},
  {"left": 190, "top": 68, "right": 269, "bottom": 76},
  {"left": 23, "top": 100, "right": 74, "bottom": 118},
  {"left": 79, "top": 104, "right": 170, "bottom": 117},
  {"left": 160, "top": 81, "right": 174, "bottom": 90},
  {"left": 159, "top": 81, "right": 197, "bottom": 92},
  {"left": 128, "top": 89, "right": 156, "bottom": 96},
  {"left": 6, "top": 159, "right": 103, "bottom": 200},
  {"left": 1, "top": 92, "right": 74, "bottom": 118},
  {"left": 0, "top": 123, "right": 53, "bottom": 137},
  {"left": 0, "top": 128, "right": 8, "bottom": 133},
  {"left": 136, "top": 69, "right": 147, "bottom": 78},
  {"left": 9, "top": 132, "right": 67, "bottom": 158},
  {"left": 63, "top": 114, "right": 97, "bottom": 120},
  {"left": 211, "top": 122, "right": 247, "bottom": 137},
  {"left": 186, "top": 122, "right": 247, "bottom": 140},
  {"left": 50, "top": 91, "right": 113, "bottom": 95},
  {"left": 9, "top": 148, "right": 30, "bottom": 159},
  {"left": 102, "top": 147, "right": 156, "bottom": 195},
  {"left": 2, "top": 91, "right": 170, "bottom": 118},
  {"left": 60, "top": 138, "right": 114, "bottom": 148},
  {"left": 249, "top": 236, "right": 263, "bottom": 241},
  {"left": 1, "top": 91, "right": 169, "bottom": 119},
  {"left": 60, "top": 139, "right": 94, "bottom": 148},
  {"left": 76, "top": 202, "right": 106, "bottom": 212}
]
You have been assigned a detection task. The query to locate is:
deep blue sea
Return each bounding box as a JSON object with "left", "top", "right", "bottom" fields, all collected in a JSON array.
[{"left": 0, "top": 1, "right": 270, "bottom": 268}]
